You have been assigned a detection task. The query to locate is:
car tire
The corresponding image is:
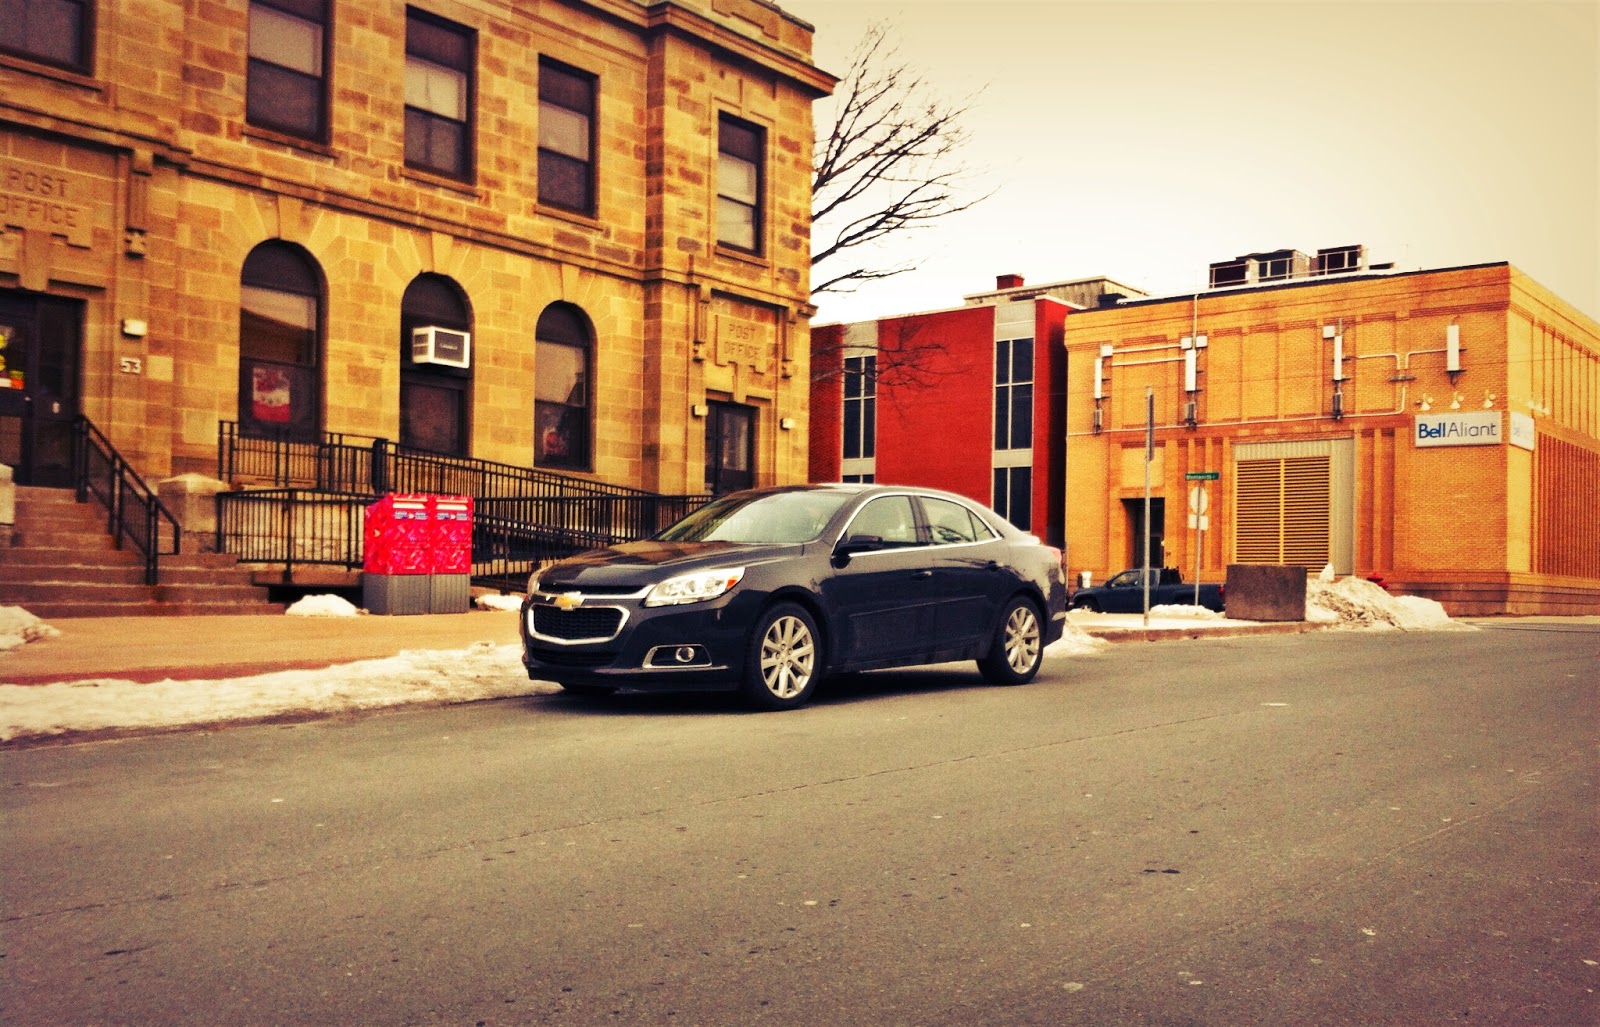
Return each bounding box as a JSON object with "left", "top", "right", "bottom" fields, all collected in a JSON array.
[
  {"left": 740, "top": 602, "right": 821, "bottom": 711},
  {"left": 557, "top": 683, "right": 616, "bottom": 698},
  {"left": 979, "top": 595, "right": 1044, "bottom": 686}
]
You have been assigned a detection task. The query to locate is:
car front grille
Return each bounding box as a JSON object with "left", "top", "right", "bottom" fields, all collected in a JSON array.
[
  {"left": 526, "top": 646, "right": 614, "bottom": 668},
  {"left": 531, "top": 605, "right": 625, "bottom": 642}
]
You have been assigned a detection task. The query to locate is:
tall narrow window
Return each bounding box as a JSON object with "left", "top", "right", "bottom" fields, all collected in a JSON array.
[
  {"left": 717, "top": 115, "right": 763, "bottom": 252},
  {"left": 993, "top": 336, "right": 1033, "bottom": 530},
  {"left": 841, "top": 354, "right": 876, "bottom": 482},
  {"left": 405, "top": 9, "right": 473, "bottom": 180},
  {"left": 993, "top": 466, "right": 1031, "bottom": 532},
  {"left": 0, "top": 0, "right": 91, "bottom": 73},
  {"left": 400, "top": 274, "right": 472, "bottom": 456},
  {"left": 239, "top": 242, "right": 322, "bottom": 442},
  {"left": 534, "top": 304, "right": 590, "bottom": 471},
  {"left": 994, "top": 337, "right": 1033, "bottom": 450},
  {"left": 538, "top": 59, "right": 595, "bottom": 214},
  {"left": 246, "top": 0, "right": 328, "bottom": 140}
]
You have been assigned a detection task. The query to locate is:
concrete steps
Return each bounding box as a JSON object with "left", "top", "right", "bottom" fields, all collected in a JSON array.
[{"left": 1, "top": 486, "right": 285, "bottom": 618}]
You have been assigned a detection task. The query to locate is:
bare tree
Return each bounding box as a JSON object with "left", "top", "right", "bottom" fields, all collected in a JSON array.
[{"left": 810, "top": 21, "right": 990, "bottom": 300}]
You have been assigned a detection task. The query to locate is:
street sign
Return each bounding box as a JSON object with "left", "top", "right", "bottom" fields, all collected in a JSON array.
[{"left": 1186, "top": 471, "right": 1220, "bottom": 480}]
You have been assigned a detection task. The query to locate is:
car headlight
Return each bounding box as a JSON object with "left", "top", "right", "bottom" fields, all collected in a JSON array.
[{"left": 644, "top": 567, "right": 745, "bottom": 607}]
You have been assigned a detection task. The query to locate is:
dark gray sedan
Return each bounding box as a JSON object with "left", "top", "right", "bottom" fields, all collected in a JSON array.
[{"left": 520, "top": 483, "right": 1069, "bottom": 710}]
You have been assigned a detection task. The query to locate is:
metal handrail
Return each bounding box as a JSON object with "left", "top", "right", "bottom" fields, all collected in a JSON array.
[
  {"left": 217, "top": 421, "right": 667, "bottom": 500},
  {"left": 74, "top": 416, "right": 181, "bottom": 585}
]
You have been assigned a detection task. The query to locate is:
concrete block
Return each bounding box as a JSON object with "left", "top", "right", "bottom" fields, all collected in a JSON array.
[
  {"left": 0, "top": 463, "right": 13, "bottom": 527},
  {"left": 429, "top": 573, "right": 471, "bottom": 614},
  {"left": 1225, "top": 564, "right": 1308, "bottom": 622},
  {"left": 363, "top": 573, "right": 431, "bottom": 615}
]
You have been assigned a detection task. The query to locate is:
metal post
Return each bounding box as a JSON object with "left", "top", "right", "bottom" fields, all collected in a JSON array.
[
  {"left": 1194, "top": 483, "right": 1203, "bottom": 608},
  {"left": 1142, "top": 387, "right": 1153, "bottom": 627}
]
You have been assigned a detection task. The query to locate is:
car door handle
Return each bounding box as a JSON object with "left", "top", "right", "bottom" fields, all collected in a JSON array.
[{"left": 912, "top": 570, "right": 933, "bottom": 579}]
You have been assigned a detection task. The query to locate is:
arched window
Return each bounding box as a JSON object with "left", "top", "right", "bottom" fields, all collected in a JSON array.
[
  {"left": 239, "top": 241, "right": 322, "bottom": 441},
  {"left": 534, "top": 303, "right": 591, "bottom": 471},
  {"left": 400, "top": 274, "right": 472, "bottom": 455}
]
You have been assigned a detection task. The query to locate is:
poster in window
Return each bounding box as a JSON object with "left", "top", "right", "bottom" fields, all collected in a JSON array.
[
  {"left": 252, "top": 365, "right": 293, "bottom": 423},
  {"left": 536, "top": 402, "right": 582, "bottom": 466}
]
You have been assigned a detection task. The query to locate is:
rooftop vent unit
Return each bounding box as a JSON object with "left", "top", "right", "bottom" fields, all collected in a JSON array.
[{"left": 1313, "top": 244, "right": 1367, "bottom": 276}]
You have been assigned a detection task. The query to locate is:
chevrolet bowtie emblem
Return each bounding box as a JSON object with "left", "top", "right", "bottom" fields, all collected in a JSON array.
[{"left": 554, "top": 592, "right": 584, "bottom": 611}]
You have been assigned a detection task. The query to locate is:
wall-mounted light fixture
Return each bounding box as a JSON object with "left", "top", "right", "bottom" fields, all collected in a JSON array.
[
  {"left": 691, "top": 403, "right": 708, "bottom": 418},
  {"left": 779, "top": 417, "right": 795, "bottom": 430}
]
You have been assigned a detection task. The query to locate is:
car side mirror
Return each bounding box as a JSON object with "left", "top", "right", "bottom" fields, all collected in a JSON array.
[{"left": 832, "top": 533, "right": 884, "bottom": 566}]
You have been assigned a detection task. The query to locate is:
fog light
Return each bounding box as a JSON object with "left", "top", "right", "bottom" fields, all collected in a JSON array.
[{"left": 675, "top": 646, "right": 698, "bottom": 664}]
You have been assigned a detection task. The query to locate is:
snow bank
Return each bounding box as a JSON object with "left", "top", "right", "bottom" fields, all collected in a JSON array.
[
  {"left": 1306, "top": 576, "right": 1463, "bottom": 631},
  {"left": 1147, "top": 603, "right": 1224, "bottom": 621},
  {"left": 474, "top": 593, "right": 525, "bottom": 612},
  {"left": 0, "top": 607, "right": 60, "bottom": 652},
  {"left": 1046, "top": 620, "right": 1111, "bottom": 656},
  {"left": 0, "top": 642, "right": 552, "bottom": 743},
  {"left": 284, "top": 594, "right": 365, "bottom": 617}
]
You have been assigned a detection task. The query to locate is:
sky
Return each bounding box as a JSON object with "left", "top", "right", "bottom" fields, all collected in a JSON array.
[
  {"left": 783, "top": 0, "right": 1600, "bottom": 325},
  {"left": 0, "top": 583, "right": 1456, "bottom": 743}
]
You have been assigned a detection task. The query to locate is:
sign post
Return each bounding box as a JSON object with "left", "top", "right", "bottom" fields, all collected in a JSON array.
[{"left": 1185, "top": 471, "right": 1220, "bottom": 608}]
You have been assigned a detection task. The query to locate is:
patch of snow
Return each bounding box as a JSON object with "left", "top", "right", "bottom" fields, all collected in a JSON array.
[
  {"left": 1306, "top": 577, "right": 1468, "bottom": 631},
  {"left": 0, "top": 642, "right": 552, "bottom": 743},
  {"left": 285, "top": 594, "right": 365, "bottom": 617},
  {"left": 1046, "top": 620, "right": 1111, "bottom": 656},
  {"left": 1147, "top": 604, "right": 1224, "bottom": 621},
  {"left": 474, "top": 593, "right": 525, "bottom": 611},
  {"left": 1318, "top": 563, "right": 1337, "bottom": 582},
  {"left": 0, "top": 607, "right": 60, "bottom": 652}
]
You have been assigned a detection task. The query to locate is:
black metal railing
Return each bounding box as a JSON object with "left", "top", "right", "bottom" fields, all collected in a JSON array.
[
  {"left": 218, "top": 421, "right": 668, "bottom": 501},
  {"left": 216, "top": 488, "right": 713, "bottom": 591},
  {"left": 74, "top": 417, "right": 181, "bottom": 585},
  {"left": 215, "top": 489, "right": 368, "bottom": 576}
]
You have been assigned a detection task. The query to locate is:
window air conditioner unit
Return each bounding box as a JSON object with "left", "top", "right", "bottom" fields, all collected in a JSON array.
[{"left": 412, "top": 326, "right": 471, "bottom": 369}]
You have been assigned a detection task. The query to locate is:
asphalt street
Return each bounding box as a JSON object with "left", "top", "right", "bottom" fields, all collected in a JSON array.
[{"left": 3, "top": 621, "right": 1596, "bottom": 1026}]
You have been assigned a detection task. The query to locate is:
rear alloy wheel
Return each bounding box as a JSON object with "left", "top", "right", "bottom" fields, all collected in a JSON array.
[
  {"left": 741, "top": 602, "right": 821, "bottom": 710},
  {"left": 979, "top": 596, "right": 1044, "bottom": 686}
]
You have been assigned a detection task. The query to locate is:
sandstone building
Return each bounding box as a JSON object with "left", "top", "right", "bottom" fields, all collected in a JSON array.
[{"left": 1, "top": 0, "right": 832, "bottom": 497}]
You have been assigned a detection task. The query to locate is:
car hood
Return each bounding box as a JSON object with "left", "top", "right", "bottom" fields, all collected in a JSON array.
[{"left": 535, "top": 539, "right": 807, "bottom": 590}]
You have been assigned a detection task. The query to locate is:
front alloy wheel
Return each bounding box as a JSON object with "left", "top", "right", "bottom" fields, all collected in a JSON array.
[
  {"left": 979, "top": 596, "right": 1044, "bottom": 685},
  {"left": 741, "top": 602, "right": 821, "bottom": 710}
]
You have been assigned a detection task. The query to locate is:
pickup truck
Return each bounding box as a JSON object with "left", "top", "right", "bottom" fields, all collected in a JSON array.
[{"left": 1069, "top": 568, "right": 1225, "bottom": 613}]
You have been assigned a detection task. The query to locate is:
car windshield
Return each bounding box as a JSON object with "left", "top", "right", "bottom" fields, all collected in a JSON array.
[{"left": 658, "top": 491, "right": 853, "bottom": 544}]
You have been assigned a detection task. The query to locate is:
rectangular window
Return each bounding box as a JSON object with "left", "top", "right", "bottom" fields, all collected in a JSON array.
[
  {"left": 992, "top": 465, "right": 1031, "bottom": 532},
  {"left": 1, "top": 0, "right": 92, "bottom": 72},
  {"left": 534, "top": 339, "right": 588, "bottom": 471},
  {"left": 842, "top": 354, "right": 876, "bottom": 461},
  {"left": 994, "top": 337, "right": 1033, "bottom": 450},
  {"left": 717, "top": 115, "right": 763, "bottom": 252},
  {"left": 246, "top": 0, "right": 327, "bottom": 140},
  {"left": 405, "top": 9, "right": 473, "bottom": 180},
  {"left": 538, "top": 59, "right": 596, "bottom": 214}
]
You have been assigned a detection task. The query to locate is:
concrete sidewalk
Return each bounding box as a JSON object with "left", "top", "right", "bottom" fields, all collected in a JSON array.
[
  {"left": 1, "top": 609, "right": 525, "bottom": 685},
  {"left": 0, "top": 607, "right": 1317, "bottom": 686}
]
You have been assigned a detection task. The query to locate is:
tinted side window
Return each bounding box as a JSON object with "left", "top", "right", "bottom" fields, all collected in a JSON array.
[{"left": 848, "top": 496, "right": 920, "bottom": 547}]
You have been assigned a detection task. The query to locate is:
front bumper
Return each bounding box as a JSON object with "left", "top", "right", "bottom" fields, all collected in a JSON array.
[{"left": 519, "top": 593, "right": 753, "bottom": 690}]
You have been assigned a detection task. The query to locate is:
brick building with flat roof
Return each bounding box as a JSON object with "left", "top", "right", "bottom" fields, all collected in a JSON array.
[
  {"left": 1, "top": 0, "right": 832, "bottom": 497},
  {"left": 812, "top": 252, "right": 1600, "bottom": 615}
]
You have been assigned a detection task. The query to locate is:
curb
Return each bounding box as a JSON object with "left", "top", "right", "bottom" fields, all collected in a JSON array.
[{"left": 1083, "top": 621, "right": 1325, "bottom": 644}]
